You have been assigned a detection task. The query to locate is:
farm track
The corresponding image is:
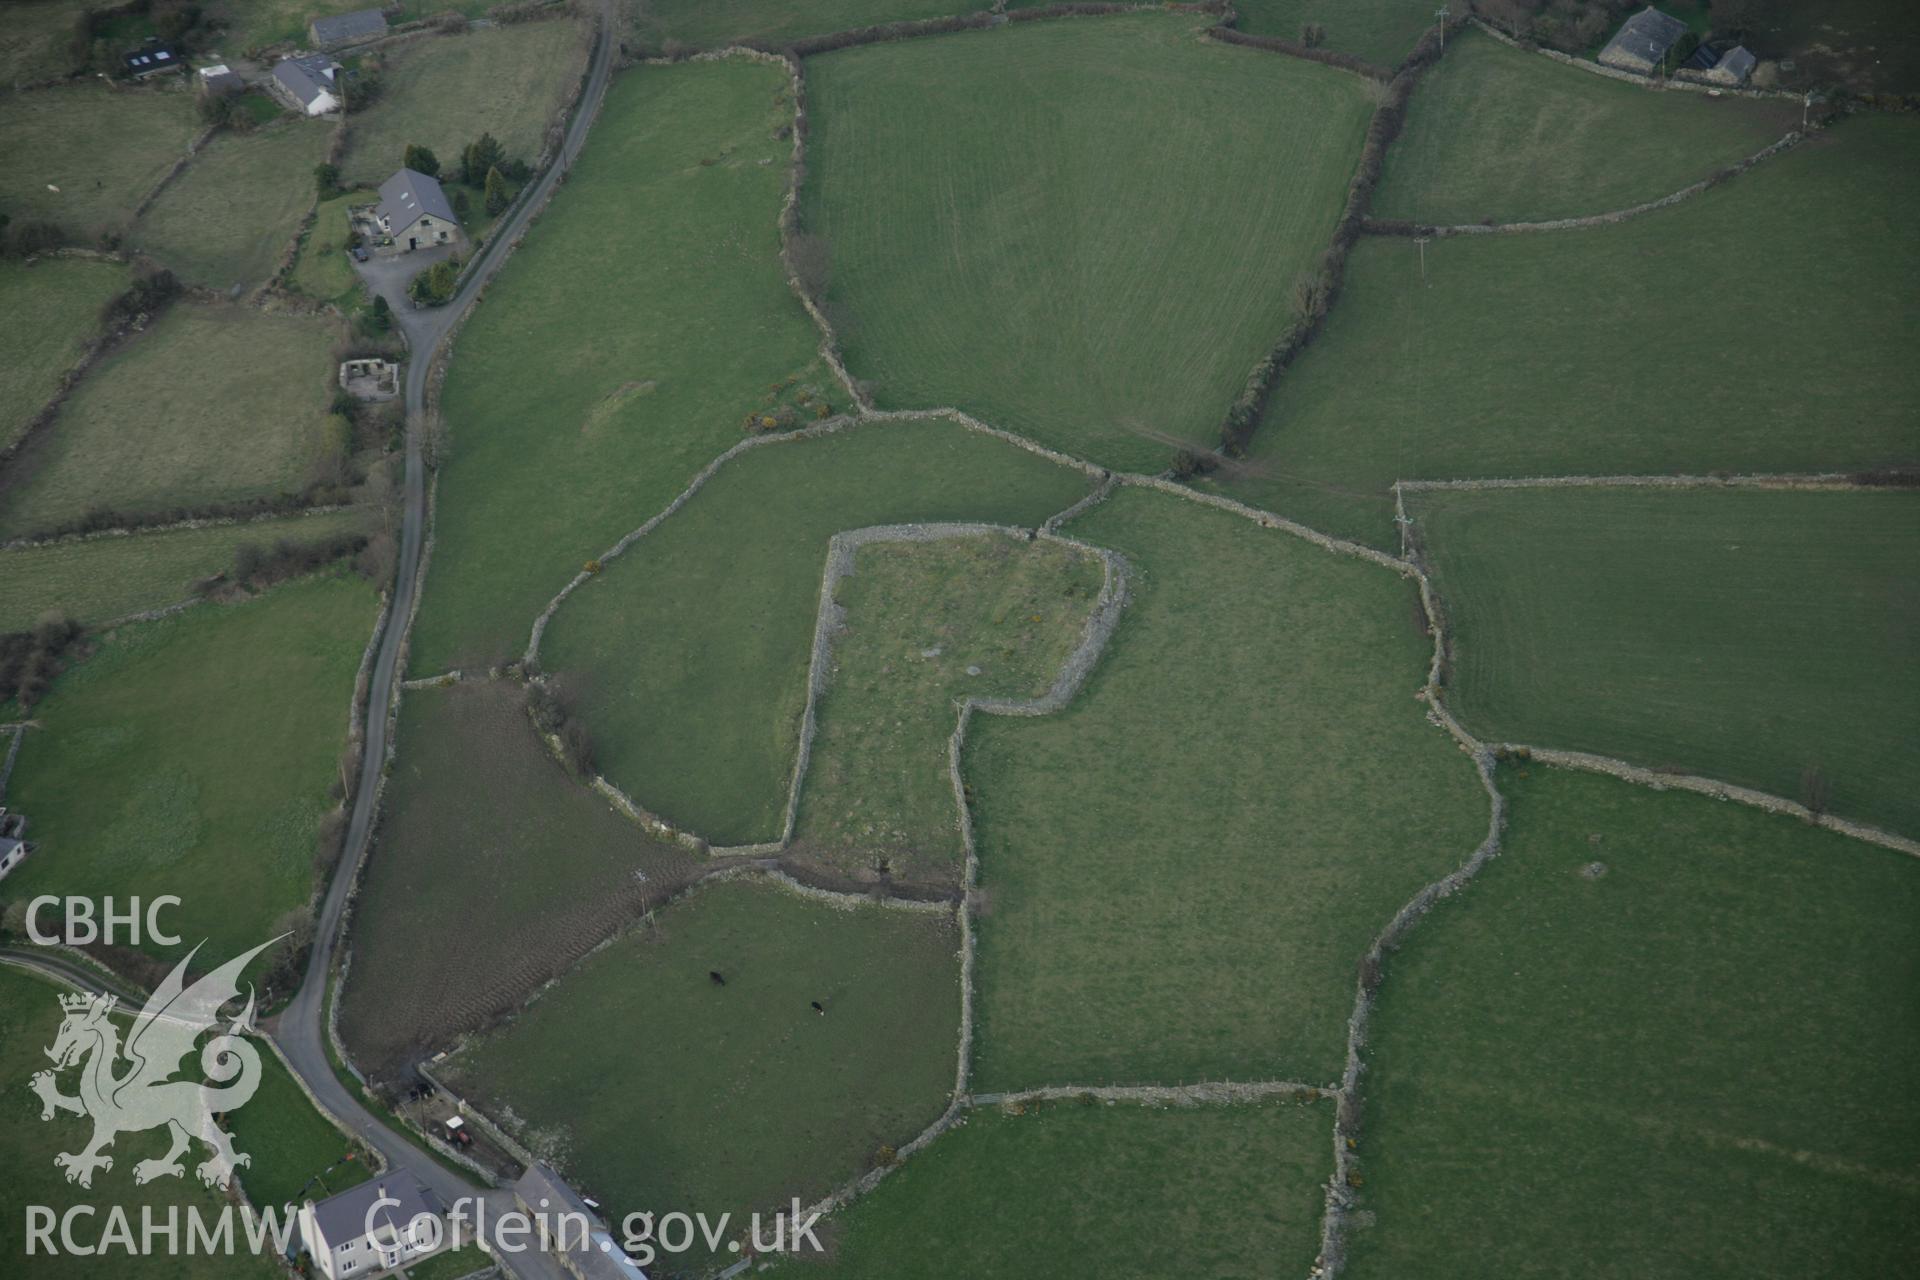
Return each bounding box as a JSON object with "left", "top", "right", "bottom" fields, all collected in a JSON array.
[{"left": 255, "top": 10, "right": 1910, "bottom": 1278}]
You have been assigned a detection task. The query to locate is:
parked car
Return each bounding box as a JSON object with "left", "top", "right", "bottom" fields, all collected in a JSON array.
[{"left": 351, "top": 245, "right": 369, "bottom": 262}]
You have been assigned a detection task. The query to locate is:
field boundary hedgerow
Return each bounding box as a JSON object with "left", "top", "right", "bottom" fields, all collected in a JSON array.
[
  {"left": 1365, "top": 130, "right": 1805, "bottom": 238},
  {"left": 0, "top": 266, "right": 187, "bottom": 485},
  {"left": 0, "top": 502, "right": 357, "bottom": 553},
  {"left": 966, "top": 1079, "right": 1324, "bottom": 1108},
  {"left": 1217, "top": 10, "right": 1467, "bottom": 457},
  {"left": 0, "top": 724, "right": 25, "bottom": 802},
  {"left": 1483, "top": 746, "right": 1920, "bottom": 860}
]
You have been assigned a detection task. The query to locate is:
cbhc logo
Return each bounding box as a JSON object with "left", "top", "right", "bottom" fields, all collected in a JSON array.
[{"left": 26, "top": 895, "right": 183, "bottom": 946}]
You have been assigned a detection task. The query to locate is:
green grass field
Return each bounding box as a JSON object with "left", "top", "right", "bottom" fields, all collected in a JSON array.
[
  {"left": 634, "top": 0, "right": 962, "bottom": 49},
  {"left": 792, "top": 532, "right": 1105, "bottom": 888},
  {"left": 1220, "top": 0, "right": 1435, "bottom": 67},
  {"left": 226, "top": 1049, "right": 373, "bottom": 1209},
  {"left": 1347, "top": 765, "right": 1920, "bottom": 1278},
  {"left": 1372, "top": 28, "right": 1798, "bottom": 225},
  {"left": 133, "top": 118, "right": 333, "bottom": 290},
  {"left": 286, "top": 192, "right": 364, "bottom": 307},
  {"left": 0, "top": 257, "right": 128, "bottom": 449},
  {"left": 542, "top": 419, "right": 1091, "bottom": 845},
  {"left": 799, "top": 12, "right": 1374, "bottom": 472},
  {"left": 339, "top": 680, "right": 698, "bottom": 1076},
  {"left": 0, "top": 303, "right": 342, "bottom": 539},
  {"left": 1412, "top": 486, "right": 1920, "bottom": 837},
  {"left": 764, "top": 1097, "right": 1333, "bottom": 1279},
  {"left": 339, "top": 20, "right": 589, "bottom": 187},
  {"left": 0, "top": 966, "right": 282, "bottom": 1280},
  {"left": 0, "top": 0, "right": 85, "bottom": 84},
  {"left": 409, "top": 56, "right": 825, "bottom": 673},
  {"left": 1216, "top": 115, "right": 1920, "bottom": 549},
  {"left": 966, "top": 486, "right": 1486, "bottom": 1089},
  {"left": 0, "top": 571, "right": 380, "bottom": 969},
  {"left": 0, "top": 83, "right": 201, "bottom": 237},
  {"left": 439, "top": 878, "right": 960, "bottom": 1253},
  {"left": 0, "top": 508, "right": 369, "bottom": 632}
]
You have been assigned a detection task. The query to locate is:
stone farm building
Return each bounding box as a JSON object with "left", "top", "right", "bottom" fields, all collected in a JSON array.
[
  {"left": 310, "top": 7, "right": 390, "bottom": 49},
  {"left": 272, "top": 52, "right": 343, "bottom": 115},
  {"left": 1597, "top": 6, "right": 1689, "bottom": 75},
  {"left": 196, "top": 63, "right": 245, "bottom": 97},
  {"left": 377, "top": 168, "right": 462, "bottom": 251},
  {"left": 1680, "top": 42, "right": 1758, "bottom": 86}
]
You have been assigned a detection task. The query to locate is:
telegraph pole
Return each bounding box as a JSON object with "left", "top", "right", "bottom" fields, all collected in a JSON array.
[
  {"left": 1435, "top": 5, "right": 1450, "bottom": 51},
  {"left": 1414, "top": 236, "right": 1430, "bottom": 287}
]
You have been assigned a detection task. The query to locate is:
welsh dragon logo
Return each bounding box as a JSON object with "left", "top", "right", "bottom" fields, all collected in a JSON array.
[{"left": 30, "top": 937, "right": 279, "bottom": 1190}]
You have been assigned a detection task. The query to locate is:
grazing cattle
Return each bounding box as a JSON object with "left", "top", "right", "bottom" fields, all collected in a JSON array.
[{"left": 709, "top": 971, "right": 726, "bottom": 986}]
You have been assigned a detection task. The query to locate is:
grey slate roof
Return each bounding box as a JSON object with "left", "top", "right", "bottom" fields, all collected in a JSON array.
[
  {"left": 0, "top": 837, "right": 24, "bottom": 864},
  {"left": 1600, "top": 6, "right": 1689, "bottom": 66},
  {"left": 311, "top": 8, "right": 389, "bottom": 46},
  {"left": 514, "top": 1164, "right": 648, "bottom": 1280},
  {"left": 1714, "top": 45, "right": 1757, "bottom": 82},
  {"left": 377, "top": 167, "right": 459, "bottom": 233},
  {"left": 515, "top": 1163, "right": 596, "bottom": 1221},
  {"left": 272, "top": 53, "right": 339, "bottom": 108},
  {"left": 307, "top": 1173, "right": 444, "bottom": 1248}
]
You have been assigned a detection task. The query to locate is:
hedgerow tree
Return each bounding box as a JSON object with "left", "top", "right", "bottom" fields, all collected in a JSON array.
[
  {"left": 483, "top": 166, "right": 509, "bottom": 216},
  {"left": 404, "top": 144, "right": 440, "bottom": 178},
  {"left": 462, "top": 132, "right": 504, "bottom": 186}
]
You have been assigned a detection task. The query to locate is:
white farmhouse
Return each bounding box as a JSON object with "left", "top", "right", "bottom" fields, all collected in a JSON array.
[{"left": 297, "top": 1173, "right": 447, "bottom": 1279}]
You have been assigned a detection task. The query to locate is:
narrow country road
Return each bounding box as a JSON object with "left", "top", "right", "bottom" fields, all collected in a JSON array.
[{"left": 268, "top": 8, "right": 621, "bottom": 1275}]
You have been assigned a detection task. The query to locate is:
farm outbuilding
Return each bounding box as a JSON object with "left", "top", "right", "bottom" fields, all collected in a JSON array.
[
  {"left": 1597, "top": 6, "right": 1689, "bottom": 75},
  {"left": 310, "top": 7, "right": 390, "bottom": 49},
  {"left": 0, "top": 836, "right": 26, "bottom": 881},
  {"left": 197, "top": 63, "right": 245, "bottom": 97},
  {"left": 1690, "top": 44, "right": 1757, "bottom": 86},
  {"left": 122, "top": 39, "right": 185, "bottom": 80},
  {"left": 271, "top": 53, "right": 344, "bottom": 115}
]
